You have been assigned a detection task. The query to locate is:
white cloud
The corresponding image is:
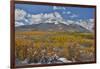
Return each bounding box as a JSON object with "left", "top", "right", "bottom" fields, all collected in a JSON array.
[
  {"left": 25, "top": 19, "right": 29, "bottom": 23},
  {"left": 53, "top": 6, "right": 66, "bottom": 10},
  {"left": 62, "top": 11, "right": 71, "bottom": 15},
  {"left": 15, "top": 8, "right": 94, "bottom": 32},
  {"left": 15, "top": 9, "right": 27, "bottom": 21},
  {"left": 27, "top": 14, "right": 31, "bottom": 18},
  {"left": 43, "top": 13, "right": 55, "bottom": 19},
  {"left": 67, "top": 11, "right": 71, "bottom": 14},
  {"left": 54, "top": 12, "right": 63, "bottom": 19},
  {"left": 43, "top": 12, "right": 63, "bottom": 24},
  {"left": 30, "top": 14, "right": 43, "bottom": 24},
  {"left": 15, "top": 8, "right": 64, "bottom": 26},
  {"left": 15, "top": 22, "right": 24, "bottom": 27},
  {"left": 70, "top": 14, "right": 78, "bottom": 18},
  {"left": 15, "top": 9, "right": 30, "bottom": 26},
  {"left": 89, "top": 18, "right": 94, "bottom": 22},
  {"left": 67, "top": 20, "right": 74, "bottom": 24},
  {"left": 53, "top": 6, "right": 58, "bottom": 10}
]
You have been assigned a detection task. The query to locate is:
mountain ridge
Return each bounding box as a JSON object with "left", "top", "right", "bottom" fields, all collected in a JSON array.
[
  {"left": 15, "top": 9, "right": 94, "bottom": 32},
  {"left": 15, "top": 23, "right": 90, "bottom": 33}
]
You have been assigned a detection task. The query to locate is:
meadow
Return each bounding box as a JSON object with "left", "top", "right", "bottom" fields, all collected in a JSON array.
[{"left": 15, "top": 31, "right": 95, "bottom": 65}]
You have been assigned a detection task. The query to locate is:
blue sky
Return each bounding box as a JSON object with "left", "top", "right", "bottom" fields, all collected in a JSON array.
[{"left": 15, "top": 4, "right": 95, "bottom": 20}]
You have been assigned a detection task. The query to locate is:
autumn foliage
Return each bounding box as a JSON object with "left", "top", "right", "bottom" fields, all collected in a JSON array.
[{"left": 15, "top": 31, "right": 95, "bottom": 63}]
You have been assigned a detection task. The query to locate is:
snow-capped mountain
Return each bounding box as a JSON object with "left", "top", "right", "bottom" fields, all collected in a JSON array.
[{"left": 15, "top": 9, "right": 94, "bottom": 32}]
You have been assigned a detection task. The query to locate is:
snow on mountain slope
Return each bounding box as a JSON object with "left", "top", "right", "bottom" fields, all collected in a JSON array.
[{"left": 15, "top": 9, "right": 94, "bottom": 32}]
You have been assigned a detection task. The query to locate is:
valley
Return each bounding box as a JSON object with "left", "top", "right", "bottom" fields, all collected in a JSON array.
[{"left": 15, "top": 31, "right": 95, "bottom": 65}]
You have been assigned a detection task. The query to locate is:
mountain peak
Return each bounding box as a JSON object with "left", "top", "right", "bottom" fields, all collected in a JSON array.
[{"left": 15, "top": 8, "right": 94, "bottom": 32}]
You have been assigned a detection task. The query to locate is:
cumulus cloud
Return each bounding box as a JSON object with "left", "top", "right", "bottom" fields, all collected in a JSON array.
[
  {"left": 30, "top": 14, "right": 43, "bottom": 24},
  {"left": 27, "top": 14, "right": 32, "bottom": 18},
  {"left": 15, "top": 8, "right": 64, "bottom": 26},
  {"left": 67, "top": 11, "right": 71, "bottom": 14},
  {"left": 70, "top": 14, "right": 78, "bottom": 18},
  {"left": 53, "top": 6, "right": 58, "bottom": 10},
  {"left": 29, "top": 12, "right": 63, "bottom": 24},
  {"left": 43, "top": 13, "right": 55, "bottom": 19},
  {"left": 24, "top": 19, "right": 29, "bottom": 23},
  {"left": 53, "top": 6, "right": 66, "bottom": 10},
  {"left": 15, "top": 9, "right": 27, "bottom": 21},
  {"left": 53, "top": 12, "right": 63, "bottom": 19},
  {"left": 89, "top": 18, "right": 94, "bottom": 22},
  {"left": 15, "top": 9, "right": 33, "bottom": 26},
  {"left": 15, "top": 8, "right": 94, "bottom": 32},
  {"left": 15, "top": 22, "right": 24, "bottom": 27},
  {"left": 62, "top": 11, "right": 71, "bottom": 15},
  {"left": 66, "top": 20, "right": 74, "bottom": 25}
]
